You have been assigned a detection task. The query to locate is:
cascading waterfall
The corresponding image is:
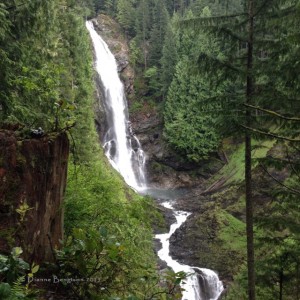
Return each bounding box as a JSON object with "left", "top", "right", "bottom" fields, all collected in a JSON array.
[
  {"left": 155, "top": 202, "right": 224, "bottom": 300},
  {"left": 86, "top": 19, "right": 223, "bottom": 300},
  {"left": 86, "top": 20, "right": 146, "bottom": 191}
]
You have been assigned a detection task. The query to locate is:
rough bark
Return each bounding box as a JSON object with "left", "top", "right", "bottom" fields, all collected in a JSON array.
[{"left": 0, "top": 129, "right": 69, "bottom": 264}]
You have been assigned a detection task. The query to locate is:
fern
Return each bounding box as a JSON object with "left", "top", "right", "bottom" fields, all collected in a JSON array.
[{"left": 11, "top": 276, "right": 27, "bottom": 299}]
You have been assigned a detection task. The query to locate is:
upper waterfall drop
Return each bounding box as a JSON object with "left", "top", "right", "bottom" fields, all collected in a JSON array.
[{"left": 86, "top": 20, "right": 146, "bottom": 191}]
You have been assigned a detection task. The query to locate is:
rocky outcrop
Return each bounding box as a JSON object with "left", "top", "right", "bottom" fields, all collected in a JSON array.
[{"left": 0, "top": 129, "right": 69, "bottom": 263}]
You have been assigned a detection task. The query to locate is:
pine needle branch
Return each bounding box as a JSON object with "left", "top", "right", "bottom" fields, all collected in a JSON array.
[
  {"left": 259, "top": 163, "right": 300, "bottom": 195},
  {"left": 217, "top": 26, "right": 247, "bottom": 42},
  {"left": 197, "top": 52, "right": 242, "bottom": 74},
  {"left": 240, "top": 124, "right": 300, "bottom": 142},
  {"left": 253, "top": 0, "right": 274, "bottom": 17},
  {"left": 244, "top": 104, "right": 300, "bottom": 121},
  {"left": 181, "top": 12, "right": 248, "bottom": 28}
]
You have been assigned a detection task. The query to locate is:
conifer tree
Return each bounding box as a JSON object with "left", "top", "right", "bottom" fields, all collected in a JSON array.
[
  {"left": 117, "top": 0, "right": 136, "bottom": 37},
  {"left": 160, "top": 21, "right": 178, "bottom": 97},
  {"left": 181, "top": 0, "right": 299, "bottom": 299},
  {"left": 164, "top": 7, "right": 222, "bottom": 161},
  {"left": 0, "top": 3, "right": 12, "bottom": 118},
  {"left": 148, "top": 0, "right": 169, "bottom": 67},
  {"left": 135, "top": 0, "right": 151, "bottom": 69}
]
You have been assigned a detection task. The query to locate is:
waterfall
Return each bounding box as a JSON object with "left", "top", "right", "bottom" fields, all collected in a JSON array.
[
  {"left": 155, "top": 202, "right": 223, "bottom": 300},
  {"left": 195, "top": 268, "right": 224, "bottom": 300},
  {"left": 86, "top": 19, "right": 223, "bottom": 300},
  {"left": 86, "top": 20, "right": 146, "bottom": 191}
]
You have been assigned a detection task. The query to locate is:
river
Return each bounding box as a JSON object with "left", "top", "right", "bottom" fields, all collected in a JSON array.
[{"left": 86, "top": 19, "right": 223, "bottom": 300}]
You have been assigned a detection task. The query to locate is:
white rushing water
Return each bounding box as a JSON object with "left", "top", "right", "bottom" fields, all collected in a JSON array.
[
  {"left": 156, "top": 202, "right": 223, "bottom": 300},
  {"left": 86, "top": 20, "right": 146, "bottom": 191},
  {"left": 86, "top": 19, "right": 223, "bottom": 300}
]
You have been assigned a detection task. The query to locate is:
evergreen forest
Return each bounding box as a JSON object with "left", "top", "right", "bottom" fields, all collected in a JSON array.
[{"left": 0, "top": 0, "right": 299, "bottom": 300}]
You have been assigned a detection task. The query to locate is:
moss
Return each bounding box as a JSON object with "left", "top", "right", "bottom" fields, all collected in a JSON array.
[
  {"left": 129, "top": 100, "right": 143, "bottom": 114},
  {"left": 226, "top": 194, "right": 246, "bottom": 217},
  {"left": 209, "top": 139, "right": 276, "bottom": 186},
  {"left": 150, "top": 161, "right": 167, "bottom": 173},
  {"left": 112, "top": 43, "right": 122, "bottom": 53},
  {"left": 16, "top": 152, "right": 27, "bottom": 166},
  {"left": 218, "top": 210, "right": 246, "bottom": 252},
  {"left": 252, "top": 139, "right": 276, "bottom": 161},
  {"left": 187, "top": 205, "right": 245, "bottom": 279}
]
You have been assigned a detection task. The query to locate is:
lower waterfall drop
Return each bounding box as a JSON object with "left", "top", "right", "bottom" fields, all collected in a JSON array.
[
  {"left": 86, "top": 19, "right": 223, "bottom": 300},
  {"left": 155, "top": 201, "right": 223, "bottom": 300}
]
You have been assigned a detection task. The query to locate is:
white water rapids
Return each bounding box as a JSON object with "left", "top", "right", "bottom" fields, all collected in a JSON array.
[
  {"left": 156, "top": 201, "right": 223, "bottom": 300},
  {"left": 86, "top": 20, "right": 223, "bottom": 300}
]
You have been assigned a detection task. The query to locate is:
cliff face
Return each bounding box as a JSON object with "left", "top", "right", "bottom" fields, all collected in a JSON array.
[
  {"left": 91, "top": 15, "right": 225, "bottom": 189},
  {"left": 0, "top": 130, "right": 69, "bottom": 263}
]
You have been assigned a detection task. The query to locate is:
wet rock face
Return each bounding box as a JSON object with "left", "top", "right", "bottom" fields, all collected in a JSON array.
[
  {"left": 90, "top": 15, "right": 225, "bottom": 189},
  {"left": 0, "top": 130, "right": 69, "bottom": 263},
  {"left": 93, "top": 71, "right": 107, "bottom": 141},
  {"left": 130, "top": 109, "right": 225, "bottom": 189}
]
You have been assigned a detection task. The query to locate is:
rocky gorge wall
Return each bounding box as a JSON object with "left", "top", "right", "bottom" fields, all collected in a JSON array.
[
  {"left": 92, "top": 14, "right": 225, "bottom": 189},
  {"left": 0, "top": 129, "right": 69, "bottom": 263}
]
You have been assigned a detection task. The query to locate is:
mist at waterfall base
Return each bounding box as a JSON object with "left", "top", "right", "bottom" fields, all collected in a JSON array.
[{"left": 86, "top": 20, "right": 224, "bottom": 300}]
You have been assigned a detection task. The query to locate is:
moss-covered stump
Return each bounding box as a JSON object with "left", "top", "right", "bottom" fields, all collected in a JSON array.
[{"left": 0, "top": 129, "right": 69, "bottom": 263}]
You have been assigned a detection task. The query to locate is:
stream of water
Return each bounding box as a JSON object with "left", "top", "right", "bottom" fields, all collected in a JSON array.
[
  {"left": 86, "top": 20, "right": 146, "bottom": 191},
  {"left": 155, "top": 201, "right": 223, "bottom": 300},
  {"left": 86, "top": 19, "right": 223, "bottom": 300}
]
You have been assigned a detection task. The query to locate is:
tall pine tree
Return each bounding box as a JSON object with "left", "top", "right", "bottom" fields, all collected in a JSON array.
[{"left": 182, "top": 0, "right": 300, "bottom": 299}]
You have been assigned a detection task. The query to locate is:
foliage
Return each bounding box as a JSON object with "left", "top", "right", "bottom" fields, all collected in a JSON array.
[
  {"left": 218, "top": 210, "right": 246, "bottom": 252},
  {"left": 160, "top": 22, "right": 178, "bottom": 97},
  {"left": 164, "top": 56, "right": 220, "bottom": 161},
  {"left": 116, "top": 0, "right": 136, "bottom": 37},
  {"left": 55, "top": 226, "right": 186, "bottom": 299},
  {"left": 0, "top": 0, "right": 96, "bottom": 154},
  {"left": 63, "top": 152, "right": 159, "bottom": 298},
  {"left": 0, "top": 248, "right": 38, "bottom": 299},
  {"left": 1, "top": 0, "right": 299, "bottom": 298},
  {"left": 0, "top": 248, "right": 29, "bottom": 284},
  {"left": 0, "top": 1, "right": 169, "bottom": 299}
]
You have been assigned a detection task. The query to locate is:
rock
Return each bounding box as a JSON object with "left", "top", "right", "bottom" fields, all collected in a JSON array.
[
  {"left": 153, "top": 239, "right": 168, "bottom": 270},
  {"left": 116, "top": 57, "right": 128, "bottom": 72},
  {"left": 93, "top": 74, "right": 107, "bottom": 140}
]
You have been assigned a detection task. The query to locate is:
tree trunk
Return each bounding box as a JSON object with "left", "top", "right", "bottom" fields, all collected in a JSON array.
[
  {"left": 0, "top": 129, "right": 69, "bottom": 263},
  {"left": 245, "top": 0, "right": 255, "bottom": 299},
  {"left": 279, "top": 267, "right": 283, "bottom": 300}
]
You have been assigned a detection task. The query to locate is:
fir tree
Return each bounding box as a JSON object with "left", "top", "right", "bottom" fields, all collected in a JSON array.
[{"left": 181, "top": 0, "right": 300, "bottom": 299}]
